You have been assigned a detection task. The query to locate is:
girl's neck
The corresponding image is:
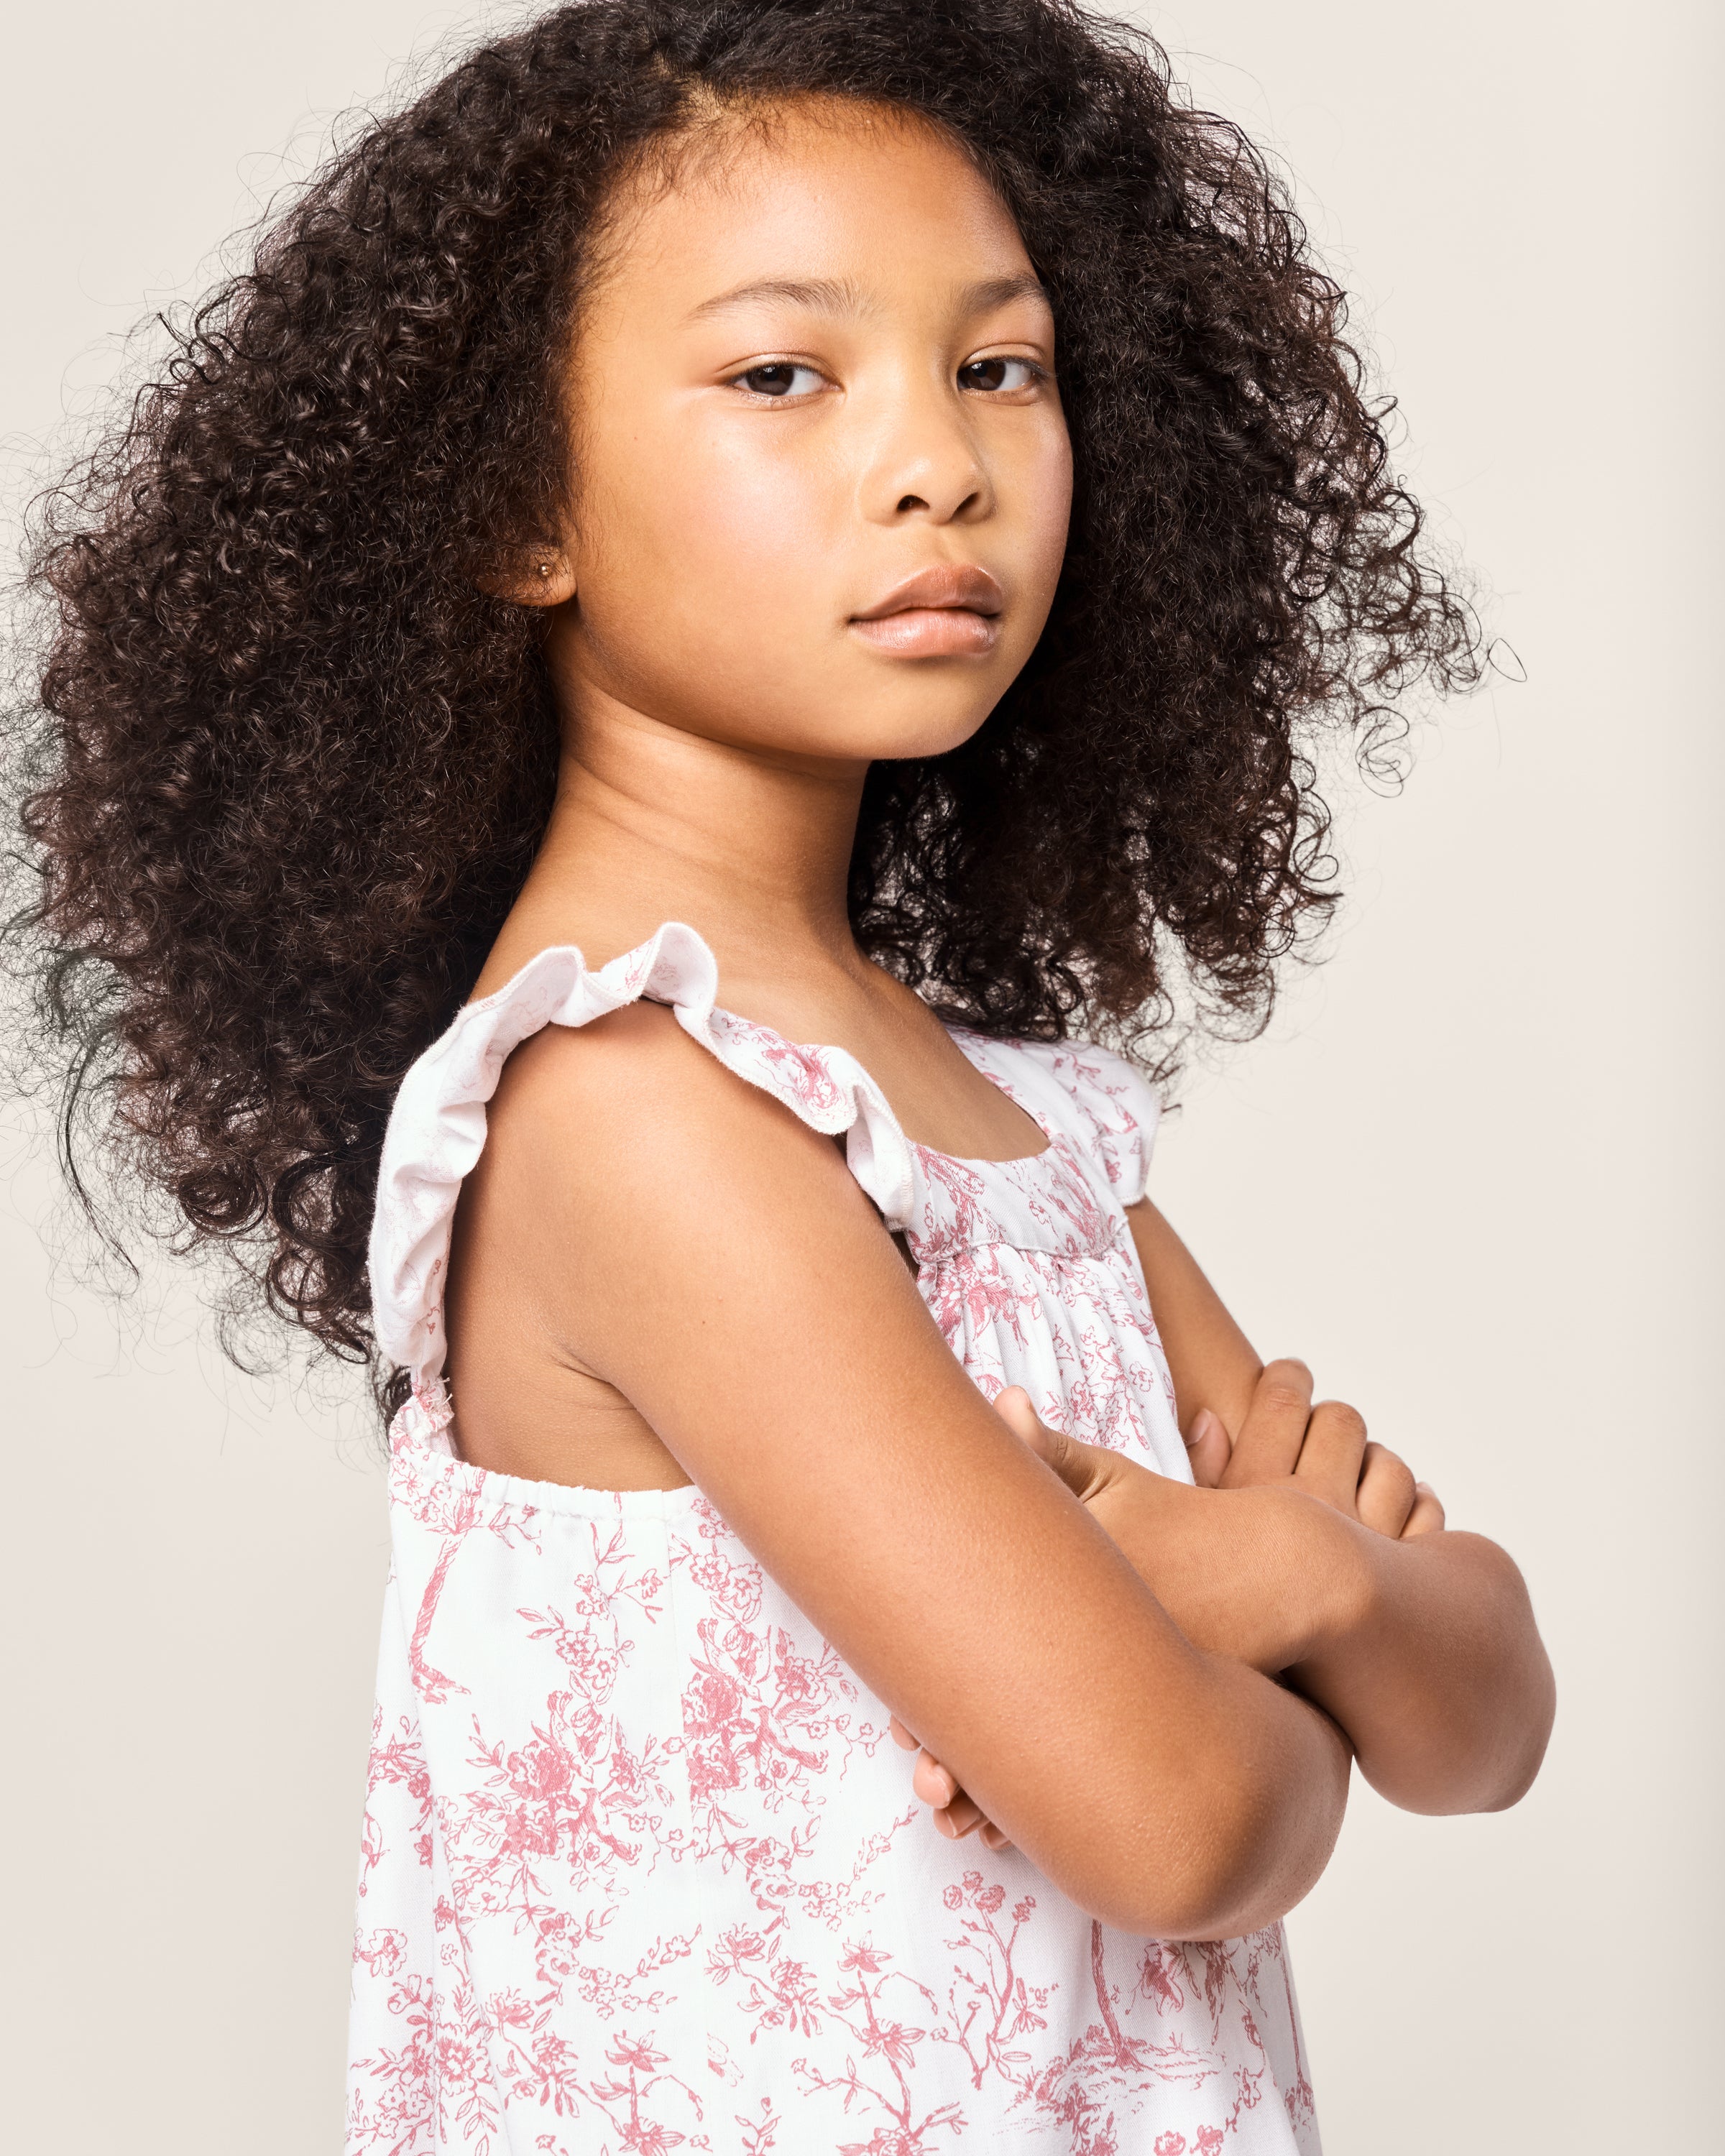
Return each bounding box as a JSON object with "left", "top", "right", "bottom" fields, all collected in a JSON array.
[
  {"left": 472, "top": 679, "right": 873, "bottom": 1007},
  {"left": 469, "top": 678, "right": 1048, "bottom": 1170}
]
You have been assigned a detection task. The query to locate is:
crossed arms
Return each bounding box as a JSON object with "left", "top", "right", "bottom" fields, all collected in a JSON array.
[
  {"left": 895, "top": 1198, "right": 1555, "bottom": 1852},
  {"left": 452, "top": 1006, "right": 1555, "bottom": 1942}
]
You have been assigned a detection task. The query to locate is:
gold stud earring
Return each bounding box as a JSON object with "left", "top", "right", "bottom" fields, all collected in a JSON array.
[{"left": 537, "top": 561, "right": 552, "bottom": 579}]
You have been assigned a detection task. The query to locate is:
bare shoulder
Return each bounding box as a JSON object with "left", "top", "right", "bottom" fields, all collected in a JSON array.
[
  {"left": 451, "top": 995, "right": 898, "bottom": 1439},
  {"left": 473, "top": 999, "right": 874, "bottom": 1289},
  {"left": 492, "top": 999, "right": 846, "bottom": 1184},
  {"left": 497, "top": 995, "right": 722, "bottom": 1115}
]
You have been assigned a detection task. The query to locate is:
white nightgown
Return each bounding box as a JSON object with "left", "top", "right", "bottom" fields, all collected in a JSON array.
[{"left": 346, "top": 921, "right": 1320, "bottom": 2156}]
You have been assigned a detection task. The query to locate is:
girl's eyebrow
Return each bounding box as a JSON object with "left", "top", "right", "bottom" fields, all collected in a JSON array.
[{"left": 686, "top": 271, "right": 1050, "bottom": 323}]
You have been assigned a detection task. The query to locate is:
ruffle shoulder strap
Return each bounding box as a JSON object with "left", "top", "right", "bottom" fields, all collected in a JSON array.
[{"left": 368, "top": 922, "right": 916, "bottom": 1386}]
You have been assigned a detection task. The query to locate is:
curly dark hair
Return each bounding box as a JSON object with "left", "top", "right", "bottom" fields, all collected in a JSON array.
[{"left": 8, "top": 0, "right": 1481, "bottom": 1395}]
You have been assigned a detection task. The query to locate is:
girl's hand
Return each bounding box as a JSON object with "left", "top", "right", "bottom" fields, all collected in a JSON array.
[{"left": 1198, "top": 1358, "right": 1446, "bottom": 1541}]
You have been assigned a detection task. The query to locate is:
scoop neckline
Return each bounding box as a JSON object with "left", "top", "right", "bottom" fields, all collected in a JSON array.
[{"left": 907, "top": 1038, "right": 1055, "bottom": 1171}]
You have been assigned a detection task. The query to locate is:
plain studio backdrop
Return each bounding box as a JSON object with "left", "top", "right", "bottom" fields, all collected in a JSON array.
[{"left": 1, "top": 3, "right": 1718, "bottom": 2150}]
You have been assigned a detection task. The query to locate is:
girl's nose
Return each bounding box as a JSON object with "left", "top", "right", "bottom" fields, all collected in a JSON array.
[{"left": 859, "top": 386, "right": 994, "bottom": 527}]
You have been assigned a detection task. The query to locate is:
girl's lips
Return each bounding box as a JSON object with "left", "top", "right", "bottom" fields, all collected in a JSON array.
[
  {"left": 848, "top": 565, "right": 1006, "bottom": 658},
  {"left": 850, "top": 607, "right": 1002, "bottom": 656}
]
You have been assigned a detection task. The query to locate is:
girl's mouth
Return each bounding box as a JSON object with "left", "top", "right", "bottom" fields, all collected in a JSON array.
[{"left": 849, "top": 565, "right": 1004, "bottom": 656}]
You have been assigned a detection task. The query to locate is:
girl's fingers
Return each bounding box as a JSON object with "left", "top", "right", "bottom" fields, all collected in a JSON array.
[
  {"left": 1184, "top": 1406, "right": 1232, "bottom": 1488},
  {"left": 1354, "top": 1440, "right": 1417, "bottom": 1538},
  {"left": 1220, "top": 1358, "right": 1315, "bottom": 1488},
  {"left": 934, "top": 1792, "right": 988, "bottom": 1838},
  {"left": 913, "top": 1748, "right": 958, "bottom": 1809},
  {"left": 995, "top": 1386, "right": 1094, "bottom": 1501},
  {"left": 992, "top": 1385, "right": 1042, "bottom": 1442},
  {"left": 1403, "top": 1480, "right": 1447, "bottom": 1538},
  {"left": 1292, "top": 1399, "right": 1371, "bottom": 1513},
  {"left": 898, "top": 1732, "right": 1011, "bottom": 1847},
  {"left": 888, "top": 1713, "right": 919, "bottom": 1751}
]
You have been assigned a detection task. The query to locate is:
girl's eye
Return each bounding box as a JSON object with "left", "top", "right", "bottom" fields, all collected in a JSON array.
[
  {"left": 958, "top": 356, "right": 1044, "bottom": 394},
  {"left": 733, "top": 362, "right": 825, "bottom": 399}
]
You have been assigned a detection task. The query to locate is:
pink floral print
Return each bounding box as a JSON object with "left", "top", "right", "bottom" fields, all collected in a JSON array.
[{"left": 350, "top": 926, "right": 1319, "bottom": 2153}]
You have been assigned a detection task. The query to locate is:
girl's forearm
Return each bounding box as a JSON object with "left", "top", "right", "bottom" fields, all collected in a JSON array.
[
  {"left": 1053, "top": 1463, "right": 1551, "bottom": 1825},
  {"left": 1294, "top": 1526, "right": 1555, "bottom": 1815},
  {"left": 942, "top": 1554, "right": 1353, "bottom": 1940}
]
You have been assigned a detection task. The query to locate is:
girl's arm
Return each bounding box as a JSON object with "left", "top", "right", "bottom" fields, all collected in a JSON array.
[
  {"left": 1126, "top": 1198, "right": 1556, "bottom": 1815},
  {"left": 460, "top": 1003, "right": 1350, "bottom": 1942}
]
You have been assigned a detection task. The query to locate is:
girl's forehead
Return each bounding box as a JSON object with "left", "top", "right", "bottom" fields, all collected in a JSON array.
[{"left": 597, "top": 97, "right": 1031, "bottom": 289}]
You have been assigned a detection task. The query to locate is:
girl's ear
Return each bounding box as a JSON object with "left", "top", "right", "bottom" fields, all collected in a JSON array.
[{"left": 476, "top": 545, "right": 576, "bottom": 608}]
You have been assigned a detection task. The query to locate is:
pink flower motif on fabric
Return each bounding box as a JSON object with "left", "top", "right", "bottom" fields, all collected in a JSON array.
[{"left": 707, "top": 1007, "right": 850, "bottom": 1120}]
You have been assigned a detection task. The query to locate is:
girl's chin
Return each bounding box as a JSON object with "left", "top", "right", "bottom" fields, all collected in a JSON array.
[
  {"left": 829, "top": 712, "right": 992, "bottom": 762},
  {"left": 564, "top": 661, "right": 997, "bottom": 766},
  {"left": 711, "top": 709, "right": 990, "bottom": 765}
]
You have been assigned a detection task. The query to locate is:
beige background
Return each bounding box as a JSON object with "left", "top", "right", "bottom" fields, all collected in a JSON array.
[{"left": 1, "top": 2, "right": 1719, "bottom": 2148}]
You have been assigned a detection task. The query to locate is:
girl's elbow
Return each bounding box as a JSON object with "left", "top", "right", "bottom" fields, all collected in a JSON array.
[
  {"left": 1057, "top": 1753, "right": 1346, "bottom": 1944},
  {"left": 1359, "top": 1649, "right": 1556, "bottom": 1817},
  {"left": 1166, "top": 1781, "right": 1343, "bottom": 1941},
  {"left": 1481, "top": 1654, "right": 1557, "bottom": 1813}
]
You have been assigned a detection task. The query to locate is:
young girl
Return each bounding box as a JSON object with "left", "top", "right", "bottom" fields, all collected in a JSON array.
[{"left": 16, "top": 1, "right": 1554, "bottom": 2150}]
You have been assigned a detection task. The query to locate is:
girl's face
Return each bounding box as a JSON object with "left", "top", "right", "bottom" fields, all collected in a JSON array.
[{"left": 547, "top": 98, "right": 1073, "bottom": 765}]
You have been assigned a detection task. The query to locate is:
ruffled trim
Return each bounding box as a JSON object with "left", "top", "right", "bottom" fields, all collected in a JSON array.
[
  {"left": 368, "top": 921, "right": 916, "bottom": 1383},
  {"left": 953, "top": 1032, "right": 1161, "bottom": 1207}
]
